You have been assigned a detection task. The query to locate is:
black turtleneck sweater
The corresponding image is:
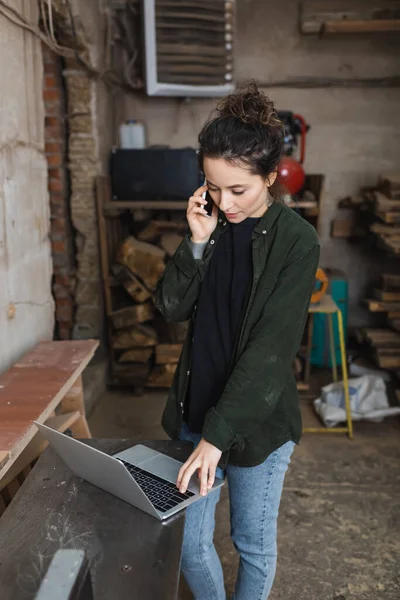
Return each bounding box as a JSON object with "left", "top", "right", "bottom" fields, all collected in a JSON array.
[{"left": 183, "top": 217, "right": 260, "bottom": 432}]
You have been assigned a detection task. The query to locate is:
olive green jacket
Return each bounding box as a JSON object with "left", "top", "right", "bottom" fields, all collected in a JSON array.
[{"left": 155, "top": 202, "right": 320, "bottom": 468}]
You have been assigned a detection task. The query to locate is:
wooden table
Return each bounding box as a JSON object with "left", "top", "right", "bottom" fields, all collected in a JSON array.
[
  {"left": 0, "top": 340, "right": 98, "bottom": 510},
  {"left": 0, "top": 439, "right": 193, "bottom": 600}
]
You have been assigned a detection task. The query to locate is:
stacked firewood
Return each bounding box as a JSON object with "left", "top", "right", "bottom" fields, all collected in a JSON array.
[{"left": 110, "top": 220, "right": 188, "bottom": 388}]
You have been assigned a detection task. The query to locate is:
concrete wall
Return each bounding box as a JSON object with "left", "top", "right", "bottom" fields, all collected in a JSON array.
[
  {"left": 0, "top": 1, "right": 54, "bottom": 373},
  {"left": 117, "top": 0, "right": 400, "bottom": 326}
]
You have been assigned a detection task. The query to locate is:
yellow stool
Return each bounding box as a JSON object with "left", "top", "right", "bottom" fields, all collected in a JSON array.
[{"left": 302, "top": 294, "right": 353, "bottom": 438}]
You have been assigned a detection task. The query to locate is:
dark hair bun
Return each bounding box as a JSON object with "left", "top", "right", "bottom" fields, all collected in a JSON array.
[{"left": 216, "top": 81, "right": 282, "bottom": 128}]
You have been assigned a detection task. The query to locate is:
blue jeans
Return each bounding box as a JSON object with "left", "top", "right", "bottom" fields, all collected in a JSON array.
[{"left": 178, "top": 421, "right": 295, "bottom": 600}]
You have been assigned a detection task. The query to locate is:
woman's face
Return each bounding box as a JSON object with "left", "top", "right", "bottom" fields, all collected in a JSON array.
[{"left": 203, "top": 157, "right": 276, "bottom": 223}]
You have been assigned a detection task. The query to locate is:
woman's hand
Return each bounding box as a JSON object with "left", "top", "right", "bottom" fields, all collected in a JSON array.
[
  {"left": 187, "top": 184, "right": 218, "bottom": 244},
  {"left": 177, "top": 438, "right": 222, "bottom": 496}
]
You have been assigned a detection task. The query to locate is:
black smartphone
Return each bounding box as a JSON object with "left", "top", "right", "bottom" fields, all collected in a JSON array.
[
  {"left": 204, "top": 190, "right": 214, "bottom": 217},
  {"left": 202, "top": 179, "right": 214, "bottom": 217}
]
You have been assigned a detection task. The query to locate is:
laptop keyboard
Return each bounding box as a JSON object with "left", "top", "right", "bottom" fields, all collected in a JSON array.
[{"left": 119, "top": 459, "right": 195, "bottom": 513}]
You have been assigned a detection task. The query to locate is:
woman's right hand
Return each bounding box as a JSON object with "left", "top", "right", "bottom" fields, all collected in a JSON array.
[{"left": 187, "top": 184, "right": 218, "bottom": 244}]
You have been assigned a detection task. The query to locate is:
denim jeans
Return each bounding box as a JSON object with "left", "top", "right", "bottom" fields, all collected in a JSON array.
[{"left": 178, "top": 421, "right": 295, "bottom": 600}]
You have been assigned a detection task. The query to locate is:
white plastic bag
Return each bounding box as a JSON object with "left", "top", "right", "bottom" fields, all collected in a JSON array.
[{"left": 313, "top": 375, "right": 400, "bottom": 428}]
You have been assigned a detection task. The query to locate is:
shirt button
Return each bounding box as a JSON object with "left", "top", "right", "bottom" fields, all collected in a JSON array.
[
  {"left": 180, "top": 402, "right": 183, "bottom": 407},
  {"left": 223, "top": 222, "right": 227, "bottom": 226},
  {"left": 262, "top": 230, "right": 267, "bottom": 235},
  {"left": 210, "top": 240, "right": 215, "bottom": 245},
  {"left": 187, "top": 370, "right": 190, "bottom": 376},
  {"left": 192, "top": 337, "right": 195, "bottom": 343}
]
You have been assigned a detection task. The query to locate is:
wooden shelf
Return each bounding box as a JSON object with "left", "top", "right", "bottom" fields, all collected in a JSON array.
[
  {"left": 105, "top": 201, "right": 188, "bottom": 212},
  {"left": 287, "top": 200, "right": 318, "bottom": 210},
  {"left": 104, "top": 199, "right": 319, "bottom": 213}
]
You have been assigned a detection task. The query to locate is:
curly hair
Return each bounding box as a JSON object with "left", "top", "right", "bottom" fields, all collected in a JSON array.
[{"left": 198, "top": 81, "right": 284, "bottom": 179}]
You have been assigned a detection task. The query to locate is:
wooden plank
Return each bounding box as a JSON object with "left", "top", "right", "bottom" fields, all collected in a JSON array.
[
  {"left": 112, "top": 324, "right": 158, "bottom": 350},
  {"left": 365, "top": 299, "right": 400, "bottom": 313},
  {"left": 376, "top": 352, "right": 400, "bottom": 369},
  {"left": 374, "top": 191, "right": 400, "bottom": 211},
  {"left": 363, "top": 329, "right": 400, "bottom": 348},
  {"left": 119, "top": 348, "right": 153, "bottom": 363},
  {"left": 374, "top": 289, "right": 400, "bottom": 302},
  {"left": 156, "top": 344, "right": 183, "bottom": 364},
  {"left": 106, "top": 201, "right": 186, "bottom": 212},
  {"left": 383, "top": 274, "right": 400, "bottom": 290},
  {"left": 0, "top": 341, "right": 98, "bottom": 482},
  {"left": 376, "top": 211, "right": 400, "bottom": 224},
  {"left": 59, "top": 375, "right": 91, "bottom": 439},
  {"left": 109, "top": 303, "right": 155, "bottom": 329},
  {"left": 117, "top": 237, "right": 165, "bottom": 292},
  {"left": 380, "top": 174, "right": 400, "bottom": 199},
  {"left": 45, "top": 411, "right": 81, "bottom": 433},
  {"left": 300, "top": 2, "right": 400, "bottom": 33},
  {"left": 148, "top": 364, "right": 177, "bottom": 388},
  {"left": 324, "top": 19, "right": 400, "bottom": 33},
  {"left": 0, "top": 452, "right": 9, "bottom": 470},
  {"left": 159, "top": 233, "right": 184, "bottom": 257},
  {"left": 389, "top": 320, "right": 400, "bottom": 333},
  {"left": 112, "top": 266, "right": 152, "bottom": 303},
  {"left": 138, "top": 220, "right": 187, "bottom": 243},
  {"left": 370, "top": 223, "right": 400, "bottom": 237}
]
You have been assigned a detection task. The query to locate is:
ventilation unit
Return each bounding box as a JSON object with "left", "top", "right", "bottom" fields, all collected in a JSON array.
[{"left": 143, "top": 0, "right": 235, "bottom": 97}]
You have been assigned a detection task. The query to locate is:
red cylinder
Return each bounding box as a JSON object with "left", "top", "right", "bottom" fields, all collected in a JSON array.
[{"left": 277, "top": 157, "right": 306, "bottom": 196}]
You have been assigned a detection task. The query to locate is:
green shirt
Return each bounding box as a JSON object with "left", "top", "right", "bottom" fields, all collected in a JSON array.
[{"left": 155, "top": 201, "right": 320, "bottom": 469}]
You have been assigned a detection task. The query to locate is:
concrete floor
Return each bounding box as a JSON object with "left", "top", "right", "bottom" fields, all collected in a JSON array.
[{"left": 89, "top": 389, "right": 400, "bottom": 600}]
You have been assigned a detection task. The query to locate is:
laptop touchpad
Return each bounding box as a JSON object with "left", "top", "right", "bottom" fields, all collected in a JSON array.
[{"left": 143, "top": 454, "right": 198, "bottom": 488}]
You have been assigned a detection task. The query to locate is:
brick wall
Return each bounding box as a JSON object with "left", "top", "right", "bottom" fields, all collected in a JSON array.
[{"left": 42, "top": 43, "right": 75, "bottom": 340}]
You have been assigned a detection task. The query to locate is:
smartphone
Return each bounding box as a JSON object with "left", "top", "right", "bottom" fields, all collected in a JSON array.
[{"left": 202, "top": 179, "right": 214, "bottom": 217}]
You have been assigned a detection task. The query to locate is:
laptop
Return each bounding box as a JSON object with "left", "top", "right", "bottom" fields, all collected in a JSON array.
[{"left": 35, "top": 422, "right": 225, "bottom": 521}]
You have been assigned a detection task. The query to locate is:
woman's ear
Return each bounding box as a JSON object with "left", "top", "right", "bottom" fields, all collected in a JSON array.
[{"left": 266, "top": 171, "right": 277, "bottom": 188}]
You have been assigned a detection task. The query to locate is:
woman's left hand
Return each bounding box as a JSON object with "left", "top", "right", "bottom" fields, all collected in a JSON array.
[{"left": 177, "top": 439, "right": 222, "bottom": 496}]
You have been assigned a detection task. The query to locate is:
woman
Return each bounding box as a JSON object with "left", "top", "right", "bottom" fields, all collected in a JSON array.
[{"left": 155, "top": 82, "right": 319, "bottom": 600}]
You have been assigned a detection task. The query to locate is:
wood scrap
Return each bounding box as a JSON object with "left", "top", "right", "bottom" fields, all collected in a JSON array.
[
  {"left": 389, "top": 320, "right": 400, "bottom": 333},
  {"left": 363, "top": 329, "right": 400, "bottom": 348},
  {"left": 112, "top": 324, "right": 158, "bottom": 349},
  {"left": 137, "top": 220, "right": 187, "bottom": 243},
  {"left": 379, "top": 174, "right": 400, "bottom": 200},
  {"left": 119, "top": 348, "right": 153, "bottom": 363},
  {"left": 300, "top": 2, "right": 400, "bottom": 35},
  {"left": 112, "top": 265, "right": 152, "bottom": 303},
  {"left": 365, "top": 299, "right": 400, "bottom": 313},
  {"left": 361, "top": 328, "right": 400, "bottom": 370},
  {"left": 373, "top": 191, "right": 400, "bottom": 212},
  {"left": 338, "top": 195, "right": 364, "bottom": 209},
  {"left": 109, "top": 303, "right": 155, "bottom": 329},
  {"left": 382, "top": 274, "right": 400, "bottom": 291},
  {"left": 370, "top": 223, "right": 400, "bottom": 238},
  {"left": 148, "top": 364, "right": 177, "bottom": 388},
  {"left": 374, "top": 289, "right": 400, "bottom": 303},
  {"left": 159, "top": 233, "right": 184, "bottom": 257},
  {"left": 117, "top": 237, "right": 165, "bottom": 291},
  {"left": 156, "top": 344, "right": 183, "bottom": 364}
]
